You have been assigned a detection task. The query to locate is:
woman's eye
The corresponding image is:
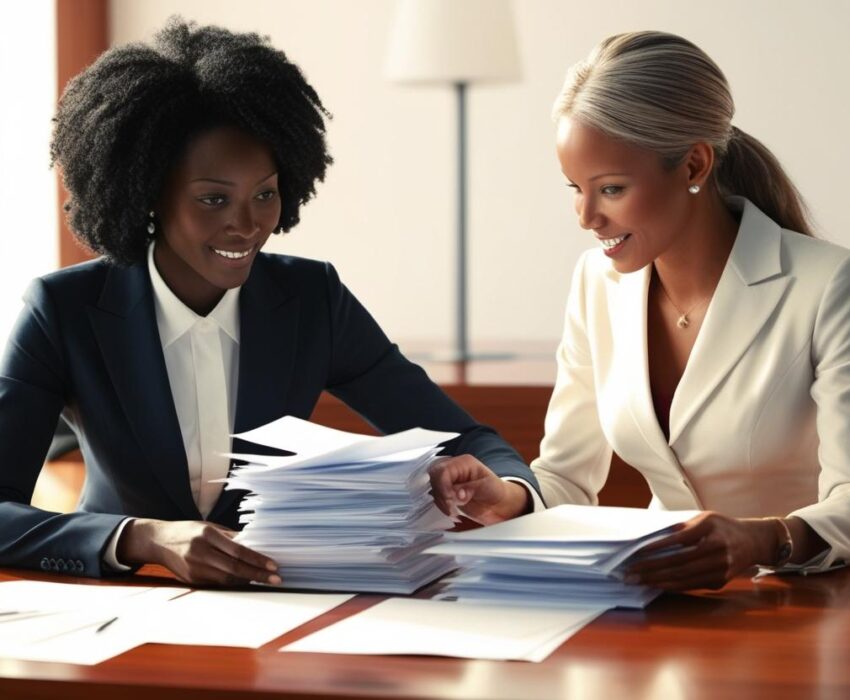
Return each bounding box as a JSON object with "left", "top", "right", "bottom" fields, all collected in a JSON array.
[
  {"left": 601, "top": 185, "right": 623, "bottom": 195},
  {"left": 198, "top": 195, "right": 226, "bottom": 206},
  {"left": 256, "top": 189, "right": 278, "bottom": 201}
]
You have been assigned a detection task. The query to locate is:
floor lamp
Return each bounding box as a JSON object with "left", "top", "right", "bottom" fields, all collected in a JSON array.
[{"left": 385, "top": 0, "right": 521, "bottom": 362}]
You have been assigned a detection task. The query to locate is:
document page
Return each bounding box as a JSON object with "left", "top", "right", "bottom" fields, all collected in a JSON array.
[
  {"left": 281, "top": 598, "right": 607, "bottom": 662},
  {"left": 136, "top": 590, "right": 353, "bottom": 648},
  {"left": 0, "top": 582, "right": 187, "bottom": 665}
]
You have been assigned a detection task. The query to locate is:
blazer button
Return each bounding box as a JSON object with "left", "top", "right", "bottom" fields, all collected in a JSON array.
[
  {"left": 75, "top": 560, "right": 84, "bottom": 572},
  {"left": 48, "top": 558, "right": 57, "bottom": 570},
  {"left": 40, "top": 557, "right": 50, "bottom": 571},
  {"left": 58, "top": 560, "right": 67, "bottom": 572}
]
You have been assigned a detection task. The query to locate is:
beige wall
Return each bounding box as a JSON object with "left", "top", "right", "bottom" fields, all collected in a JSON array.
[
  {"left": 110, "top": 0, "right": 850, "bottom": 348},
  {"left": 0, "top": 1, "right": 57, "bottom": 348}
]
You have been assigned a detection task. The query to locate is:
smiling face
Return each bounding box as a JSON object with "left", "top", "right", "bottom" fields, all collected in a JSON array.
[
  {"left": 556, "top": 117, "right": 696, "bottom": 274},
  {"left": 153, "top": 126, "right": 282, "bottom": 314}
]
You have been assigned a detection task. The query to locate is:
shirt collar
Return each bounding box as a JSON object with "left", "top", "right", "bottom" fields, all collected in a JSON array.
[{"left": 147, "top": 242, "right": 241, "bottom": 347}]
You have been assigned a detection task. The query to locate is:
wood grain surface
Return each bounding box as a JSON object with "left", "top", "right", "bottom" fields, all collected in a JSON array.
[{"left": 1, "top": 565, "right": 847, "bottom": 700}]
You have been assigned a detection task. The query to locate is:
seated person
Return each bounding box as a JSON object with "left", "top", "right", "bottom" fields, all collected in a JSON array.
[
  {"left": 0, "top": 19, "right": 539, "bottom": 585},
  {"left": 431, "top": 31, "right": 849, "bottom": 591}
]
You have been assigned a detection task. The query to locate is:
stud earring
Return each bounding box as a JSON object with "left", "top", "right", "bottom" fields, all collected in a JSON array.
[
  {"left": 688, "top": 184, "right": 701, "bottom": 194},
  {"left": 147, "top": 211, "right": 156, "bottom": 236}
]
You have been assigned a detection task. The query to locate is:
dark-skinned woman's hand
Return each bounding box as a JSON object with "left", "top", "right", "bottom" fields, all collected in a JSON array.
[
  {"left": 428, "top": 455, "right": 532, "bottom": 525},
  {"left": 116, "top": 518, "right": 281, "bottom": 587},
  {"left": 624, "top": 511, "right": 777, "bottom": 591}
]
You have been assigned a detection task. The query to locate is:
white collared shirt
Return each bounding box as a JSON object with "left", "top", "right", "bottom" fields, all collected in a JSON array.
[
  {"left": 147, "top": 243, "right": 241, "bottom": 517},
  {"left": 104, "top": 244, "right": 241, "bottom": 568}
]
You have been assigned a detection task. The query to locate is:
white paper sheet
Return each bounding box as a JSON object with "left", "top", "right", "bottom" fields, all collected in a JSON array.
[
  {"left": 231, "top": 415, "right": 458, "bottom": 470},
  {"left": 0, "top": 580, "right": 182, "bottom": 613},
  {"left": 0, "top": 584, "right": 188, "bottom": 665},
  {"left": 0, "top": 582, "right": 352, "bottom": 663},
  {"left": 0, "top": 616, "right": 146, "bottom": 665},
  {"left": 233, "top": 415, "right": 373, "bottom": 455},
  {"left": 136, "top": 590, "right": 353, "bottom": 648},
  {"left": 281, "top": 598, "right": 607, "bottom": 662},
  {"left": 439, "top": 504, "right": 700, "bottom": 544}
]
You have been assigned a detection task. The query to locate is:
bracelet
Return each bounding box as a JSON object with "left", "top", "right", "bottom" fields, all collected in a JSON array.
[{"left": 765, "top": 517, "right": 794, "bottom": 567}]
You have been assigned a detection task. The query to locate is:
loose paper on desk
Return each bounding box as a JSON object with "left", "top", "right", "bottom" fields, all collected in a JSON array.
[
  {"left": 135, "top": 590, "right": 352, "bottom": 648},
  {"left": 0, "top": 581, "right": 352, "bottom": 662},
  {"left": 281, "top": 598, "right": 607, "bottom": 663},
  {"left": 223, "top": 416, "right": 460, "bottom": 594},
  {"left": 428, "top": 504, "right": 700, "bottom": 609},
  {"left": 0, "top": 581, "right": 187, "bottom": 665}
]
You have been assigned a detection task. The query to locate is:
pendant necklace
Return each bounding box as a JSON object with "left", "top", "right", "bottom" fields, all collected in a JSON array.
[{"left": 656, "top": 281, "right": 706, "bottom": 329}]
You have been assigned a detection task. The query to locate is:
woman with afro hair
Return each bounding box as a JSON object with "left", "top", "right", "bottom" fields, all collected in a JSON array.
[{"left": 0, "top": 18, "right": 540, "bottom": 586}]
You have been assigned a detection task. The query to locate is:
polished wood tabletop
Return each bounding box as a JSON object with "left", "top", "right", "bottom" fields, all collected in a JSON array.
[
  {"left": 16, "top": 348, "right": 845, "bottom": 698},
  {"left": 1, "top": 565, "right": 848, "bottom": 700}
]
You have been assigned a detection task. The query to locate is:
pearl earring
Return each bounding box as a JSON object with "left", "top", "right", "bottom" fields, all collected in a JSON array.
[
  {"left": 147, "top": 211, "right": 156, "bottom": 235},
  {"left": 688, "top": 184, "right": 701, "bottom": 194}
]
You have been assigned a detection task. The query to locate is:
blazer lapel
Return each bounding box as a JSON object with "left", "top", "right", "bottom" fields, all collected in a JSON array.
[
  {"left": 611, "top": 264, "right": 681, "bottom": 468},
  {"left": 668, "top": 199, "right": 791, "bottom": 445},
  {"left": 87, "top": 262, "right": 200, "bottom": 519},
  {"left": 207, "top": 255, "right": 301, "bottom": 527}
]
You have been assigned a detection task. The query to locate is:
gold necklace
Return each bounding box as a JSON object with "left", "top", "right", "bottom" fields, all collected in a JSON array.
[{"left": 655, "top": 280, "right": 706, "bottom": 329}]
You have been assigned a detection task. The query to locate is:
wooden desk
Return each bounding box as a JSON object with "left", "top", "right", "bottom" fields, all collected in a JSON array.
[{"left": 1, "top": 566, "right": 848, "bottom": 699}]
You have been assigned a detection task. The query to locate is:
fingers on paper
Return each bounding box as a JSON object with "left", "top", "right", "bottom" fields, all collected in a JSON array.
[
  {"left": 627, "top": 514, "right": 734, "bottom": 590},
  {"left": 636, "top": 514, "right": 710, "bottom": 554},
  {"left": 207, "top": 526, "right": 280, "bottom": 584}
]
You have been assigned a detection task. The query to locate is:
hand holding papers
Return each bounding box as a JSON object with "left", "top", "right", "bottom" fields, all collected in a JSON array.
[
  {"left": 427, "top": 504, "right": 700, "bottom": 608},
  {"left": 224, "top": 416, "right": 460, "bottom": 594}
]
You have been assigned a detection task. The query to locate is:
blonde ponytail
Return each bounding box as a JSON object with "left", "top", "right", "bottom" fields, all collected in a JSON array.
[
  {"left": 553, "top": 31, "right": 813, "bottom": 236},
  {"left": 717, "top": 127, "right": 812, "bottom": 235}
]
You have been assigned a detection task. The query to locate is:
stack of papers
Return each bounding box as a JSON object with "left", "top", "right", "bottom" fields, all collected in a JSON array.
[
  {"left": 224, "top": 416, "right": 460, "bottom": 594},
  {"left": 282, "top": 597, "right": 606, "bottom": 663},
  {"left": 427, "top": 504, "right": 699, "bottom": 608}
]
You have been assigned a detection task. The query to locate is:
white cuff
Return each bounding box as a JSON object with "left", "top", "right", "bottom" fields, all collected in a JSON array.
[
  {"left": 102, "top": 517, "right": 135, "bottom": 572},
  {"left": 502, "top": 477, "right": 546, "bottom": 513},
  {"left": 756, "top": 548, "right": 845, "bottom": 577}
]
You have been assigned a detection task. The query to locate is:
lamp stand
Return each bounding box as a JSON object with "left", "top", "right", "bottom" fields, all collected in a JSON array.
[
  {"left": 455, "top": 81, "right": 469, "bottom": 362},
  {"left": 432, "top": 82, "right": 511, "bottom": 364}
]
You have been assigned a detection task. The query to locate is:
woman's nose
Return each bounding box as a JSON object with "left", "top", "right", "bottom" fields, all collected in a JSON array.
[
  {"left": 576, "top": 197, "right": 603, "bottom": 231},
  {"left": 228, "top": 203, "right": 259, "bottom": 237}
]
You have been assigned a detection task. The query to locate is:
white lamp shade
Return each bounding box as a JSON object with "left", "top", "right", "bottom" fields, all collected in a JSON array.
[{"left": 385, "top": 0, "right": 521, "bottom": 84}]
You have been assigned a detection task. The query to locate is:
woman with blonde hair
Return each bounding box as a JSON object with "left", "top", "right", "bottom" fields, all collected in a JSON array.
[{"left": 431, "top": 31, "right": 850, "bottom": 591}]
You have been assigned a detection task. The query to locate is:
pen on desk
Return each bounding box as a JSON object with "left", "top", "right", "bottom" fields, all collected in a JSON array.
[{"left": 96, "top": 616, "right": 118, "bottom": 633}]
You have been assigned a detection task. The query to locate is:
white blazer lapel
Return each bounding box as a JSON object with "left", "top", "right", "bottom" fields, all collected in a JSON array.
[
  {"left": 609, "top": 264, "right": 680, "bottom": 467},
  {"left": 668, "top": 198, "right": 792, "bottom": 445}
]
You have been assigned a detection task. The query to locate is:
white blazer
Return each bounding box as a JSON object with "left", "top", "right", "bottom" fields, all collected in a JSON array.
[{"left": 532, "top": 197, "right": 850, "bottom": 567}]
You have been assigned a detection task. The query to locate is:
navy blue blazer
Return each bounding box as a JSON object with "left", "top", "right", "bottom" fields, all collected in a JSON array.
[{"left": 0, "top": 253, "right": 539, "bottom": 577}]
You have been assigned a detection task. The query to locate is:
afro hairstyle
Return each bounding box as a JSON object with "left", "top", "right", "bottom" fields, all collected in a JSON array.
[{"left": 50, "top": 16, "right": 332, "bottom": 265}]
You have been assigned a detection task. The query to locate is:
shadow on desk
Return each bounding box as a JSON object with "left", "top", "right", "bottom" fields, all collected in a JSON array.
[{"left": 31, "top": 389, "right": 651, "bottom": 514}]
